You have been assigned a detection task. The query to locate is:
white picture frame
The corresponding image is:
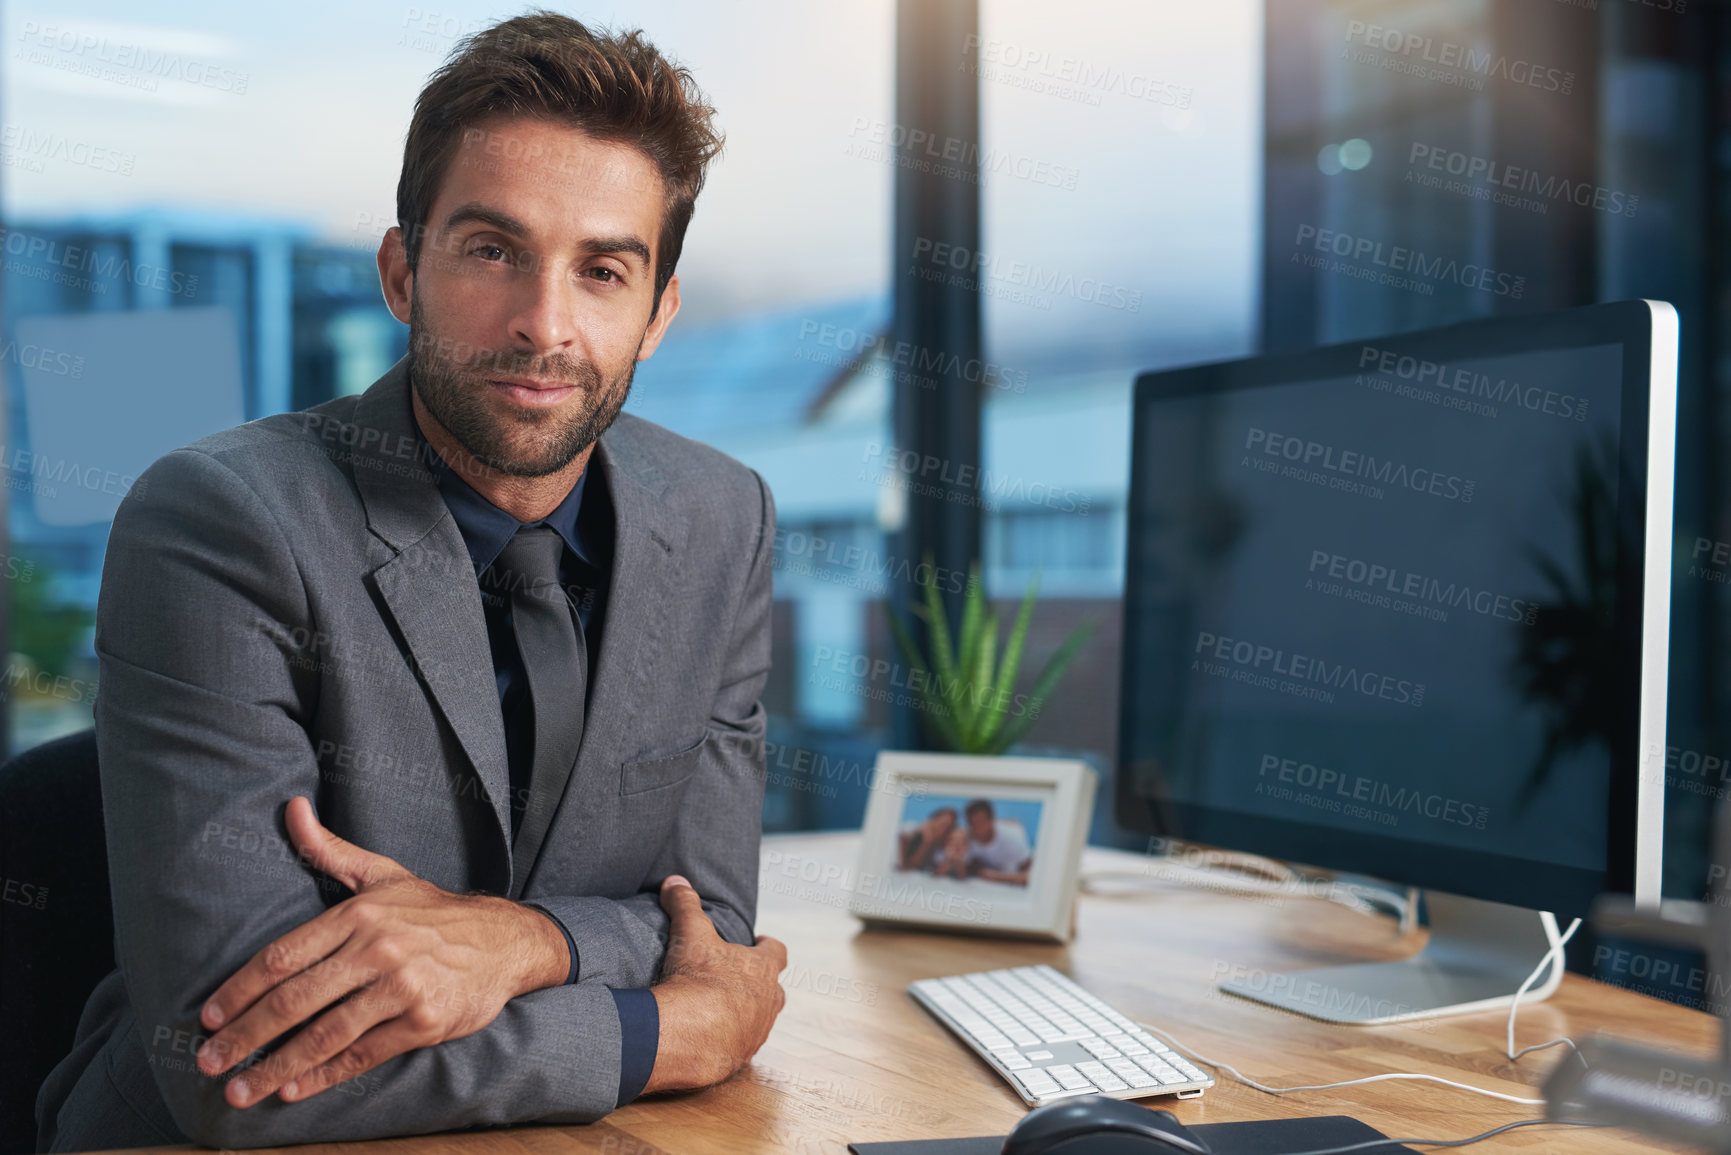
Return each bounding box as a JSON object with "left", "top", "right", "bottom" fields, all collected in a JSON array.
[{"left": 849, "top": 752, "right": 1097, "bottom": 942}]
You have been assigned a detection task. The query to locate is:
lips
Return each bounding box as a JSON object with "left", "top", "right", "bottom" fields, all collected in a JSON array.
[{"left": 487, "top": 376, "right": 577, "bottom": 408}]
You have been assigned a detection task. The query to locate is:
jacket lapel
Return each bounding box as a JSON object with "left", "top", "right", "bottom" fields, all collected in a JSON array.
[
  {"left": 511, "top": 417, "right": 685, "bottom": 898},
  {"left": 346, "top": 357, "right": 685, "bottom": 898},
  {"left": 349, "top": 359, "right": 514, "bottom": 862}
]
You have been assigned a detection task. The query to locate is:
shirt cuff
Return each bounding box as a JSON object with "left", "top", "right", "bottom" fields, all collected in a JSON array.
[
  {"left": 524, "top": 902, "right": 579, "bottom": 985},
  {"left": 610, "top": 987, "right": 660, "bottom": 1106}
]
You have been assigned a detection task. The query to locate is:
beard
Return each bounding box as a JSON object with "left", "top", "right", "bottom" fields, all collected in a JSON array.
[{"left": 406, "top": 292, "right": 638, "bottom": 478}]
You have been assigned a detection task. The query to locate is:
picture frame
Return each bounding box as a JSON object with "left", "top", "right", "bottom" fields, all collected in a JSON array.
[{"left": 849, "top": 751, "right": 1098, "bottom": 942}]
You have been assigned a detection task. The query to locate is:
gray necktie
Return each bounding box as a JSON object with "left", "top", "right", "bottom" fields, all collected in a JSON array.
[{"left": 494, "top": 525, "right": 587, "bottom": 862}]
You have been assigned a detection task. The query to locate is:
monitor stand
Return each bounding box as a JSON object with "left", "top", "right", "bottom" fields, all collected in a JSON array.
[{"left": 1218, "top": 891, "right": 1564, "bottom": 1024}]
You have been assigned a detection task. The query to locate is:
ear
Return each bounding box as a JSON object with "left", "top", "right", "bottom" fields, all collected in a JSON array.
[
  {"left": 637, "top": 273, "right": 682, "bottom": 362},
  {"left": 378, "top": 225, "right": 414, "bottom": 325}
]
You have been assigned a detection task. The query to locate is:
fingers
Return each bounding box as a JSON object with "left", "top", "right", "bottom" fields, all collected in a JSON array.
[
  {"left": 280, "top": 1017, "right": 425, "bottom": 1104},
  {"left": 224, "top": 991, "right": 393, "bottom": 1108},
  {"left": 657, "top": 874, "right": 709, "bottom": 927},
  {"left": 199, "top": 909, "right": 355, "bottom": 1061},
  {"left": 751, "top": 933, "right": 789, "bottom": 971},
  {"left": 201, "top": 949, "right": 371, "bottom": 1083},
  {"left": 284, "top": 796, "right": 409, "bottom": 893}
]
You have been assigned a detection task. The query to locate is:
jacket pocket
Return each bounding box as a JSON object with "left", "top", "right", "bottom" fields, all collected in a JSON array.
[{"left": 620, "top": 731, "right": 707, "bottom": 796}]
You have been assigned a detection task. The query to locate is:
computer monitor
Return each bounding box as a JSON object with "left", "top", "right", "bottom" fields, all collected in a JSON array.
[{"left": 1115, "top": 299, "right": 1677, "bottom": 1023}]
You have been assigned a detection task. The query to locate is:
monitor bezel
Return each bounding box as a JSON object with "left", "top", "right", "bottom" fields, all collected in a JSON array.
[{"left": 1114, "top": 299, "right": 1675, "bottom": 917}]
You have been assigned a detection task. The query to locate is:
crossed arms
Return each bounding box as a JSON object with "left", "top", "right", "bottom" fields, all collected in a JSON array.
[{"left": 94, "top": 447, "right": 784, "bottom": 1148}]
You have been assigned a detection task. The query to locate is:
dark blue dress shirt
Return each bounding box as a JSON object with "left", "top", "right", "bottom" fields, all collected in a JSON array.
[{"left": 414, "top": 426, "right": 658, "bottom": 1107}]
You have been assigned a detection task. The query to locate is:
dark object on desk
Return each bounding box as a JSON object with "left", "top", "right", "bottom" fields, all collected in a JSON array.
[
  {"left": 1543, "top": 797, "right": 1731, "bottom": 1152},
  {"left": 849, "top": 1105, "right": 1419, "bottom": 1155},
  {"left": 0, "top": 728, "right": 113, "bottom": 1155},
  {"left": 1001, "top": 1097, "right": 1209, "bottom": 1154}
]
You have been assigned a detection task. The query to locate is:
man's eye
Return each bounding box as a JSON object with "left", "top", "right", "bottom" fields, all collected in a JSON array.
[
  {"left": 470, "top": 244, "right": 507, "bottom": 261},
  {"left": 588, "top": 267, "right": 619, "bottom": 283}
]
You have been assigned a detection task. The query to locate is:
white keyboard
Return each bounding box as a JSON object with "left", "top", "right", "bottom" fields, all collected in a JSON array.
[{"left": 910, "top": 965, "right": 1214, "bottom": 1106}]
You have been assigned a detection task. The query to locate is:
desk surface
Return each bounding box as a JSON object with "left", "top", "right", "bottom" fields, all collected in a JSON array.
[{"left": 91, "top": 832, "right": 1714, "bottom": 1155}]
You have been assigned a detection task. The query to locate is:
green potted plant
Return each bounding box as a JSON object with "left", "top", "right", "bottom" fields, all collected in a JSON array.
[{"left": 884, "top": 559, "right": 1094, "bottom": 754}]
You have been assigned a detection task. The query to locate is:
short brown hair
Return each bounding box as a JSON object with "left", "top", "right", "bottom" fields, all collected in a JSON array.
[{"left": 396, "top": 9, "right": 723, "bottom": 310}]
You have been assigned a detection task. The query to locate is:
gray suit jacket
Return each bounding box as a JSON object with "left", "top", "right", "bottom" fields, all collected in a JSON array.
[{"left": 34, "top": 356, "right": 775, "bottom": 1151}]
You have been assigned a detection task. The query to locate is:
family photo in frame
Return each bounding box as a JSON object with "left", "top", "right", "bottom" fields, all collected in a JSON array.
[{"left": 852, "top": 752, "right": 1097, "bottom": 942}]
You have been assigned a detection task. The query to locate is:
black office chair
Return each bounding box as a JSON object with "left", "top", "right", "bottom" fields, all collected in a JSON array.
[{"left": 0, "top": 728, "right": 113, "bottom": 1155}]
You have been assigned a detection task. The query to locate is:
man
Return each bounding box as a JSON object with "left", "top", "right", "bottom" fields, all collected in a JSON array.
[
  {"left": 35, "top": 12, "right": 787, "bottom": 1151},
  {"left": 961, "top": 800, "right": 1034, "bottom": 886}
]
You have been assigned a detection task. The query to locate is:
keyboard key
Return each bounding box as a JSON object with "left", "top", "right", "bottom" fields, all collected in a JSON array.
[
  {"left": 1046, "top": 1065, "right": 1092, "bottom": 1091},
  {"left": 1118, "top": 1042, "right": 1150, "bottom": 1056},
  {"left": 1081, "top": 1039, "right": 1123, "bottom": 1059},
  {"left": 1015, "top": 1071, "right": 1059, "bottom": 1097},
  {"left": 1106, "top": 1058, "right": 1142, "bottom": 1078},
  {"left": 1075, "top": 1061, "right": 1130, "bottom": 1093},
  {"left": 1002, "top": 1056, "right": 1032, "bottom": 1070},
  {"left": 1133, "top": 1055, "right": 1180, "bottom": 1079}
]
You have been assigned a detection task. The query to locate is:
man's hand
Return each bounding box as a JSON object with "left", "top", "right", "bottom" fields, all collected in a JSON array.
[
  {"left": 643, "top": 875, "right": 787, "bottom": 1092},
  {"left": 194, "top": 797, "right": 569, "bottom": 1108}
]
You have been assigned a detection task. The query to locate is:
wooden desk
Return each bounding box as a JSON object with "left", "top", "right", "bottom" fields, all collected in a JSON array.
[{"left": 90, "top": 832, "right": 1717, "bottom": 1154}]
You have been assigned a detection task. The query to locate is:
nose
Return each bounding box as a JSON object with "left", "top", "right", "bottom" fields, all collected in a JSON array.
[{"left": 503, "top": 254, "right": 579, "bottom": 355}]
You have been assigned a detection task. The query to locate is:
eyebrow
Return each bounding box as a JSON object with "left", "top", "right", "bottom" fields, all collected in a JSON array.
[
  {"left": 578, "top": 235, "right": 653, "bottom": 270},
  {"left": 442, "top": 202, "right": 652, "bottom": 270},
  {"left": 443, "top": 202, "right": 528, "bottom": 238}
]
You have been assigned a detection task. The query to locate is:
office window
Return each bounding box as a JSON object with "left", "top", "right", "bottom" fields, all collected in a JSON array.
[
  {"left": 974, "top": 0, "right": 1263, "bottom": 803},
  {"left": 987, "top": 506, "right": 1121, "bottom": 583},
  {"left": 622, "top": 5, "right": 896, "bottom": 831}
]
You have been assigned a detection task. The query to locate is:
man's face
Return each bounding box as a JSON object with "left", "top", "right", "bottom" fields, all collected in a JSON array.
[
  {"left": 384, "top": 115, "right": 680, "bottom": 477},
  {"left": 967, "top": 810, "right": 995, "bottom": 843}
]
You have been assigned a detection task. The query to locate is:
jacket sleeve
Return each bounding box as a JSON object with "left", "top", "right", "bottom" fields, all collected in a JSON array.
[
  {"left": 96, "top": 448, "right": 624, "bottom": 1149},
  {"left": 528, "top": 467, "right": 775, "bottom": 987}
]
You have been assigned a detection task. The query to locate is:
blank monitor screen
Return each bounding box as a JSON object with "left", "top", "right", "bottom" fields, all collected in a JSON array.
[{"left": 1116, "top": 302, "right": 1674, "bottom": 918}]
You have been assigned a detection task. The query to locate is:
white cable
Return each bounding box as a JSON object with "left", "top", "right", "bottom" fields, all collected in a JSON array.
[
  {"left": 1137, "top": 1021, "right": 1551, "bottom": 1106},
  {"left": 1141, "top": 915, "right": 1586, "bottom": 1104},
  {"left": 1081, "top": 863, "right": 1409, "bottom": 922},
  {"left": 1505, "top": 916, "right": 1586, "bottom": 1067},
  {"left": 1144, "top": 916, "right": 1584, "bottom": 1105}
]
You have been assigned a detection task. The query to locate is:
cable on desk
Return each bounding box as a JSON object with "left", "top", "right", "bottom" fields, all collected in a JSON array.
[
  {"left": 1505, "top": 916, "right": 1585, "bottom": 1068},
  {"left": 1080, "top": 864, "right": 1409, "bottom": 922},
  {"left": 1266, "top": 1117, "right": 1604, "bottom": 1155},
  {"left": 1137, "top": 1022, "right": 1549, "bottom": 1106}
]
